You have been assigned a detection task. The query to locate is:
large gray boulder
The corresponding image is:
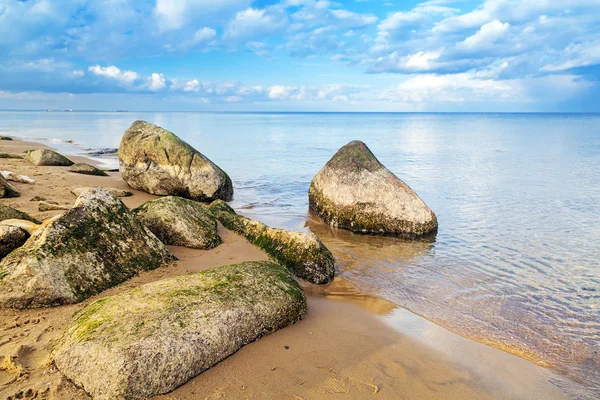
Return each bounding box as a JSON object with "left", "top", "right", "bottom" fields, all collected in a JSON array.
[
  {"left": 209, "top": 200, "right": 335, "bottom": 284},
  {"left": 53, "top": 261, "right": 307, "bottom": 400},
  {"left": 134, "top": 196, "right": 221, "bottom": 250},
  {"left": 25, "top": 149, "right": 74, "bottom": 166},
  {"left": 0, "top": 188, "right": 175, "bottom": 309},
  {"left": 0, "top": 226, "right": 29, "bottom": 260},
  {"left": 0, "top": 175, "right": 20, "bottom": 198},
  {"left": 118, "top": 121, "right": 233, "bottom": 202},
  {"left": 0, "top": 204, "right": 40, "bottom": 224},
  {"left": 309, "top": 140, "right": 437, "bottom": 238}
]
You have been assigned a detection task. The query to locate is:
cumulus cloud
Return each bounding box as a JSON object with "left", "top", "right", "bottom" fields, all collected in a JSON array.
[
  {"left": 88, "top": 65, "right": 139, "bottom": 84},
  {"left": 457, "top": 20, "right": 510, "bottom": 52},
  {"left": 224, "top": 7, "right": 288, "bottom": 41},
  {"left": 330, "top": 9, "right": 377, "bottom": 28},
  {"left": 153, "top": 0, "right": 250, "bottom": 31}
]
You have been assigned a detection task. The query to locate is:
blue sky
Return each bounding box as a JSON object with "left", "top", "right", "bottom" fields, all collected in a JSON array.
[{"left": 0, "top": 0, "right": 599, "bottom": 112}]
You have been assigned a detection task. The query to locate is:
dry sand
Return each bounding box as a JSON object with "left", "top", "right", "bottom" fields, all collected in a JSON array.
[{"left": 0, "top": 138, "right": 568, "bottom": 400}]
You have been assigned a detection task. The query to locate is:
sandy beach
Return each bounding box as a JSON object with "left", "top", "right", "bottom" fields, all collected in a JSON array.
[{"left": 0, "top": 138, "right": 568, "bottom": 400}]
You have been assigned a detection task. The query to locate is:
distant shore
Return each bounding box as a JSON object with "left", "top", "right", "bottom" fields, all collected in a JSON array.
[{"left": 0, "top": 137, "right": 568, "bottom": 399}]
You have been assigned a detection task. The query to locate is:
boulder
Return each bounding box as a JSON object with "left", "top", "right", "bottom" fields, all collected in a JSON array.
[
  {"left": 1, "top": 171, "right": 35, "bottom": 184},
  {"left": 0, "top": 226, "right": 29, "bottom": 260},
  {"left": 0, "top": 136, "right": 12, "bottom": 140},
  {"left": 134, "top": 196, "right": 221, "bottom": 250},
  {"left": 53, "top": 261, "right": 307, "bottom": 400},
  {"left": 25, "top": 149, "right": 74, "bottom": 166},
  {"left": 118, "top": 120, "right": 233, "bottom": 202},
  {"left": 309, "top": 140, "right": 437, "bottom": 238},
  {"left": 0, "top": 204, "right": 40, "bottom": 224},
  {"left": 209, "top": 200, "right": 335, "bottom": 284},
  {"left": 68, "top": 163, "right": 108, "bottom": 176},
  {"left": 71, "top": 187, "right": 132, "bottom": 198},
  {"left": 0, "top": 188, "right": 175, "bottom": 309},
  {"left": 0, "top": 175, "right": 20, "bottom": 198},
  {"left": 0, "top": 219, "right": 40, "bottom": 235}
]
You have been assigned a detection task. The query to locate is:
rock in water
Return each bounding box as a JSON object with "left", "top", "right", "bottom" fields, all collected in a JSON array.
[
  {"left": 309, "top": 140, "right": 437, "bottom": 237},
  {"left": 0, "top": 188, "right": 175, "bottom": 309},
  {"left": 25, "top": 149, "right": 74, "bottom": 166},
  {"left": 0, "top": 175, "right": 20, "bottom": 198},
  {"left": 68, "top": 163, "right": 108, "bottom": 176},
  {"left": 0, "top": 226, "right": 29, "bottom": 259},
  {"left": 118, "top": 120, "right": 233, "bottom": 201},
  {"left": 134, "top": 196, "right": 221, "bottom": 250},
  {"left": 0, "top": 204, "right": 40, "bottom": 224},
  {"left": 53, "top": 261, "right": 307, "bottom": 400},
  {"left": 209, "top": 200, "right": 335, "bottom": 284}
]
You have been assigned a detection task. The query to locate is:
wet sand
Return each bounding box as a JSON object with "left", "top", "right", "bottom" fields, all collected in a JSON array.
[{"left": 0, "top": 138, "right": 568, "bottom": 399}]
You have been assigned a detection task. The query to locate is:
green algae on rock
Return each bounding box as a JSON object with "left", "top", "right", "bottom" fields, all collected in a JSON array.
[
  {"left": 309, "top": 140, "right": 437, "bottom": 238},
  {"left": 118, "top": 120, "right": 233, "bottom": 202},
  {"left": 68, "top": 163, "right": 109, "bottom": 176},
  {"left": 0, "top": 226, "right": 29, "bottom": 260},
  {"left": 134, "top": 196, "right": 221, "bottom": 250},
  {"left": 53, "top": 261, "right": 307, "bottom": 400},
  {"left": 0, "top": 204, "right": 40, "bottom": 224},
  {"left": 0, "top": 175, "right": 20, "bottom": 198},
  {"left": 0, "top": 188, "right": 175, "bottom": 309},
  {"left": 209, "top": 200, "right": 335, "bottom": 284},
  {"left": 24, "top": 149, "right": 74, "bottom": 166}
]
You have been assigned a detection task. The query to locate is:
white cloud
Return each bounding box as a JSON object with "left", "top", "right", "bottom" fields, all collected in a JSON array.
[
  {"left": 224, "top": 7, "right": 288, "bottom": 41},
  {"left": 457, "top": 20, "right": 510, "bottom": 51},
  {"left": 192, "top": 27, "right": 217, "bottom": 44},
  {"left": 330, "top": 9, "right": 377, "bottom": 28},
  {"left": 184, "top": 79, "right": 201, "bottom": 92},
  {"left": 154, "top": 0, "right": 250, "bottom": 31},
  {"left": 148, "top": 73, "right": 166, "bottom": 91},
  {"left": 88, "top": 65, "right": 139, "bottom": 84}
]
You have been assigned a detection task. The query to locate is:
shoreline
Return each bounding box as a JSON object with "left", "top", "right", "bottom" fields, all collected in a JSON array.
[{"left": 0, "top": 137, "right": 569, "bottom": 399}]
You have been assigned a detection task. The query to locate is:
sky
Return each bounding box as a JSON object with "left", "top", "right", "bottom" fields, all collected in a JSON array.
[{"left": 0, "top": 0, "right": 599, "bottom": 112}]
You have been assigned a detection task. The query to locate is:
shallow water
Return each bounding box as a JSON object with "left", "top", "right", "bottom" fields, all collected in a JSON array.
[{"left": 1, "top": 111, "right": 599, "bottom": 398}]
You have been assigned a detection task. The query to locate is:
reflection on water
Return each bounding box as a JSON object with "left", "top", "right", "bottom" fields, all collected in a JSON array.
[{"left": 2, "top": 111, "right": 599, "bottom": 399}]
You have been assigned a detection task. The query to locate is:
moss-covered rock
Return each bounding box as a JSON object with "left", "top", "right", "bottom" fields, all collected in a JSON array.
[
  {"left": 0, "top": 204, "right": 40, "bottom": 224},
  {"left": 68, "top": 163, "right": 109, "bottom": 176},
  {"left": 0, "top": 226, "right": 29, "bottom": 260},
  {"left": 0, "top": 188, "right": 176, "bottom": 309},
  {"left": 118, "top": 120, "right": 233, "bottom": 202},
  {"left": 53, "top": 261, "right": 307, "bottom": 400},
  {"left": 71, "top": 187, "right": 132, "bottom": 198},
  {"left": 0, "top": 175, "right": 20, "bottom": 198},
  {"left": 134, "top": 196, "right": 221, "bottom": 250},
  {"left": 0, "top": 153, "right": 22, "bottom": 159},
  {"left": 24, "top": 149, "right": 74, "bottom": 166},
  {"left": 309, "top": 140, "right": 438, "bottom": 238},
  {"left": 0, "top": 136, "right": 13, "bottom": 140},
  {"left": 209, "top": 200, "right": 335, "bottom": 284},
  {"left": 0, "top": 219, "right": 40, "bottom": 235}
]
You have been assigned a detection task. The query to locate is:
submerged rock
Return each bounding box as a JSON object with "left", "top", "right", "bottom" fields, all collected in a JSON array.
[
  {"left": 0, "top": 204, "right": 40, "bottom": 224},
  {"left": 0, "top": 188, "right": 175, "bottom": 309},
  {"left": 309, "top": 140, "right": 437, "bottom": 237},
  {"left": 209, "top": 200, "right": 335, "bottom": 284},
  {"left": 68, "top": 163, "right": 108, "bottom": 176},
  {"left": 118, "top": 120, "right": 233, "bottom": 202},
  {"left": 53, "top": 261, "right": 306, "bottom": 400},
  {"left": 0, "top": 226, "right": 29, "bottom": 260},
  {"left": 0, "top": 175, "right": 20, "bottom": 198},
  {"left": 25, "top": 149, "right": 74, "bottom": 166},
  {"left": 0, "top": 219, "right": 40, "bottom": 235},
  {"left": 134, "top": 196, "right": 221, "bottom": 250},
  {"left": 71, "top": 187, "right": 132, "bottom": 198}
]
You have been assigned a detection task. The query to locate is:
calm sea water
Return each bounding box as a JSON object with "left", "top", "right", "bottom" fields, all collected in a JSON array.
[{"left": 1, "top": 111, "right": 599, "bottom": 398}]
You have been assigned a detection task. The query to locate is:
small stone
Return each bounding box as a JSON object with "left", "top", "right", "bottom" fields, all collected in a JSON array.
[
  {"left": 0, "top": 136, "right": 13, "bottom": 140},
  {"left": 71, "top": 187, "right": 132, "bottom": 198},
  {"left": 0, "top": 153, "right": 22, "bottom": 159},
  {"left": 68, "top": 163, "right": 108, "bottom": 176},
  {"left": 0, "top": 204, "right": 40, "bottom": 224},
  {"left": 0, "top": 175, "right": 20, "bottom": 199},
  {"left": 38, "top": 201, "right": 71, "bottom": 212}
]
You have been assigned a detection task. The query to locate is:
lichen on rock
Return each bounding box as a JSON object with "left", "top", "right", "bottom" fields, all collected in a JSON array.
[
  {"left": 0, "top": 188, "right": 176, "bottom": 309},
  {"left": 118, "top": 120, "right": 233, "bottom": 202},
  {"left": 24, "top": 149, "right": 74, "bottom": 166},
  {"left": 309, "top": 140, "right": 437, "bottom": 238},
  {"left": 68, "top": 163, "right": 108, "bottom": 176},
  {"left": 134, "top": 196, "right": 221, "bottom": 250},
  {"left": 53, "top": 261, "right": 307, "bottom": 400},
  {"left": 209, "top": 200, "right": 335, "bottom": 284}
]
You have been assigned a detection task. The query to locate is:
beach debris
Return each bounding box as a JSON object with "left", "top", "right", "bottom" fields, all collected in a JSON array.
[
  {"left": 38, "top": 201, "right": 71, "bottom": 212},
  {"left": 309, "top": 140, "right": 437, "bottom": 238},
  {"left": 71, "top": 186, "right": 132, "bottom": 198},
  {"left": 0, "top": 225, "right": 29, "bottom": 259},
  {"left": 209, "top": 200, "right": 335, "bottom": 284},
  {"left": 0, "top": 152, "right": 22, "bottom": 159},
  {"left": 0, "top": 219, "right": 40, "bottom": 235},
  {"left": 134, "top": 196, "right": 221, "bottom": 250},
  {"left": 53, "top": 261, "right": 307, "bottom": 400},
  {"left": 118, "top": 120, "right": 233, "bottom": 202},
  {"left": 0, "top": 136, "right": 13, "bottom": 140},
  {"left": 0, "top": 175, "right": 20, "bottom": 198},
  {"left": 67, "top": 162, "right": 108, "bottom": 176},
  {"left": 1, "top": 171, "right": 35, "bottom": 184},
  {"left": 0, "top": 204, "right": 40, "bottom": 224},
  {"left": 24, "top": 149, "right": 74, "bottom": 166},
  {"left": 0, "top": 188, "right": 175, "bottom": 309}
]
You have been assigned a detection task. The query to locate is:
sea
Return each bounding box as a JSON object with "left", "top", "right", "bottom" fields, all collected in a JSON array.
[{"left": 1, "top": 111, "right": 598, "bottom": 399}]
